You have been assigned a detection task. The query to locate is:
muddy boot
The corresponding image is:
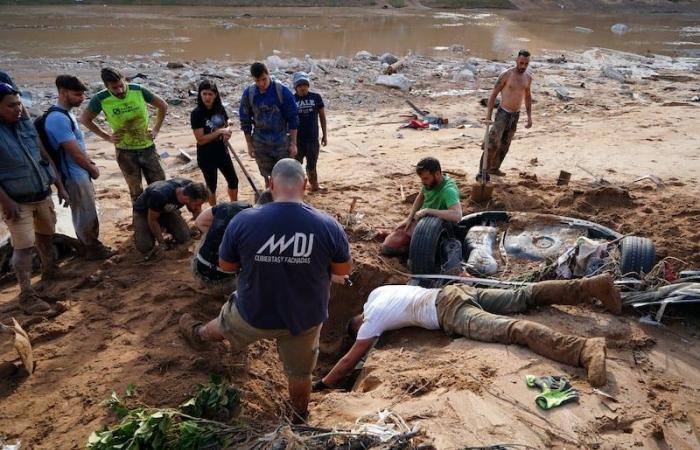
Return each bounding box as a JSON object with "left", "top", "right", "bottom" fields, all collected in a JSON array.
[
  {"left": 85, "top": 244, "right": 116, "bottom": 261},
  {"left": 530, "top": 274, "right": 621, "bottom": 314},
  {"left": 18, "top": 291, "right": 54, "bottom": 316},
  {"left": 579, "top": 337, "right": 607, "bottom": 387},
  {"left": 178, "top": 313, "right": 207, "bottom": 349},
  {"left": 580, "top": 274, "right": 621, "bottom": 315},
  {"left": 307, "top": 169, "right": 325, "bottom": 192}
]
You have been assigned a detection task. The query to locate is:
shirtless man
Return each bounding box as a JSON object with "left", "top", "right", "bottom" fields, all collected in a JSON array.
[{"left": 481, "top": 49, "right": 533, "bottom": 178}]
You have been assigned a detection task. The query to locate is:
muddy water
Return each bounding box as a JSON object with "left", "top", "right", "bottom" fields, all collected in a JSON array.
[{"left": 1, "top": 5, "right": 699, "bottom": 61}]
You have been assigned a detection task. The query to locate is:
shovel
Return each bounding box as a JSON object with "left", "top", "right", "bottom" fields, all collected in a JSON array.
[
  {"left": 1, "top": 318, "right": 34, "bottom": 375},
  {"left": 470, "top": 122, "right": 494, "bottom": 203},
  {"left": 225, "top": 142, "right": 261, "bottom": 203}
]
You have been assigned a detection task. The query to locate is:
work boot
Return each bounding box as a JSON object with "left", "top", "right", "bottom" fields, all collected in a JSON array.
[
  {"left": 18, "top": 291, "right": 55, "bottom": 316},
  {"left": 307, "top": 169, "right": 325, "bottom": 192},
  {"left": 580, "top": 274, "right": 622, "bottom": 315},
  {"left": 85, "top": 244, "right": 116, "bottom": 261},
  {"left": 178, "top": 313, "right": 207, "bottom": 349},
  {"left": 579, "top": 337, "right": 607, "bottom": 387},
  {"left": 530, "top": 274, "right": 622, "bottom": 314}
]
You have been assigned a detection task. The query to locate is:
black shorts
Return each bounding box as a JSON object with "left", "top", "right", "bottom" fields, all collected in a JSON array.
[
  {"left": 295, "top": 140, "right": 320, "bottom": 170},
  {"left": 197, "top": 149, "right": 238, "bottom": 191}
]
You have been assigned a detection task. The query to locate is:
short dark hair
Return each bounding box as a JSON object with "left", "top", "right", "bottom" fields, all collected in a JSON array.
[
  {"left": 250, "top": 62, "right": 268, "bottom": 78},
  {"left": 416, "top": 157, "right": 441, "bottom": 174},
  {"left": 518, "top": 49, "right": 531, "bottom": 58},
  {"left": 100, "top": 67, "right": 123, "bottom": 85},
  {"left": 55, "top": 75, "right": 87, "bottom": 92},
  {"left": 183, "top": 182, "right": 210, "bottom": 202}
]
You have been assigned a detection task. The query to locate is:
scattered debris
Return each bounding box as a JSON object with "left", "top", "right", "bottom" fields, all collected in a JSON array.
[
  {"left": 166, "top": 61, "right": 185, "bottom": 69},
  {"left": 611, "top": 23, "right": 630, "bottom": 35},
  {"left": 375, "top": 74, "right": 412, "bottom": 91},
  {"left": 557, "top": 170, "right": 571, "bottom": 186},
  {"left": 575, "top": 26, "right": 594, "bottom": 33},
  {"left": 1, "top": 318, "right": 34, "bottom": 375}
]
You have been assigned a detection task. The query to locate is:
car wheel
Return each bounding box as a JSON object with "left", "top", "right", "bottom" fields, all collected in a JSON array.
[
  {"left": 408, "top": 216, "right": 452, "bottom": 275},
  {"left": 619, "top": 236, "right": 656, "bottom": 275}
]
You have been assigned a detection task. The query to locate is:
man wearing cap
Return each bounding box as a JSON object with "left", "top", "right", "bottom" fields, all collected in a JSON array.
[
  {"left": 293, "top": 72, "right": 327, "bottom": 192},
  {"left": 381, "top": 157, "right": 462, "bottom": 256},
  {"left": 0, "top": 82, "right": 68, "bottom": 315},
  {"left": 80, "top": 67, "right": 168, "bottom": 204},
  {"left": 239, "top": 62, "right": 299, "bottom": 187},
  {"left": 43, "top": 75, "right": 114, "bottom": 260},
  {"left": 179, "top": 159, "right": 351, "bottom": 424}
]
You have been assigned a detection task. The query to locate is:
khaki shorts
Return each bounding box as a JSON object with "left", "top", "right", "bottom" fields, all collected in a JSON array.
[
  {"left": 1, "top": 197, "right": 56, "bottom": 250},
  {"left": 217, "top": 299, "right": 321, "bottom": 378}
]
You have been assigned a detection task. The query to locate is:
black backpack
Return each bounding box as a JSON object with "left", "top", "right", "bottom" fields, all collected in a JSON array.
[{"left": 34, "top": 106, "right": 75, "bottom": 182}]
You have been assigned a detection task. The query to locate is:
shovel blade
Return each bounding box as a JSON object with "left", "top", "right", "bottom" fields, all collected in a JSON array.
[{"left": 470, "top": 183, "right": 494, "bottom": 203}]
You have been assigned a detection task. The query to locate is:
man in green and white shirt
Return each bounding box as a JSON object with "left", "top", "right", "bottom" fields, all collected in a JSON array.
[
  {"left": 381, "top": 157, "right": 462, "bottom": 256},
  {"left": 80, "top": 67, "right": 168, "bottom": 204}
]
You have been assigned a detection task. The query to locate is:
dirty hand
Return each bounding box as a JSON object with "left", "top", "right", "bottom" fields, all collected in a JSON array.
[
  {"left": 150, "top": 128, "right": 160, "bottom": 140},
  {"left": 219, "top": 128, "right": 233, "bottom": 142},
  {"left": 108, "top": 132, "right": 121, "bottom": 144},
  {"left": 525, "top": 117, "right": 533, "bottom": 129},
  {"left": 1, "top": 197, "right": 20, "bottom": 221},
  {"left": 57, "top": 186, "right": 70, "bottom": 207},
  {"left": 89, "top": 162, "right": 100, "bottom": 180},
  {"left": 414, "top": 209, "right": 430, "bottom": 220},
  {"left": 312, "top": 379, "right": 329, "bottom": 392},
  {"left": 331, "top": 274, "right": 349, "bottom": 285},
  {"left": 321, "top": 135, "right": 327, "bottom": 147},
  {"left": 480, "top": 118, "right": 494, "bottom": 125},
  {"left": 247, "top": 142, "right": 256, "bottom": 159},
  {"left": 399, "top": 217, "right": 413, "bottom": 231},
  {"left": 288, "top": 142, "right": 298, "bottom": 158}
]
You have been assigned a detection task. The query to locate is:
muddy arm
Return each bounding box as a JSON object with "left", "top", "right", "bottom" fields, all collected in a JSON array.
[{"left": 321, "top": 338, "right": 375, "bottom": 388}]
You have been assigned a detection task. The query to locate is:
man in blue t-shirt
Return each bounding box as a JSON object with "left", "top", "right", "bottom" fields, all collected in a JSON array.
[
  {"left": 292, "top": 72, "right": 327, "bottom": 192},
  {"left": 44, "top": 75, "right": 114, "bottom": 260},
  {"left": 179, "top": 159, "right": 351, "bottom": 423}
]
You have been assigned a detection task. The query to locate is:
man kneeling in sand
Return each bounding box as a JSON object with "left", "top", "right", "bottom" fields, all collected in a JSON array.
[{"left": 314, "top": 274, "right": 622, "bottom": 391}]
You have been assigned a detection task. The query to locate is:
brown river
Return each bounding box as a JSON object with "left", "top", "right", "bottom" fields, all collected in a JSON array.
[{"left": 1, "top": 5, "right": 699, "bottom": 61}]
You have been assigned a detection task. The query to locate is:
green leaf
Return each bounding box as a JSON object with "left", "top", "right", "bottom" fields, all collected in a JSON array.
[{"left": 125, "top": 383, "right": 136, "bottom": 398}]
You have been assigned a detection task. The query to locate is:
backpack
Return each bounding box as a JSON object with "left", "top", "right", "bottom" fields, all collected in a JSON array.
[
  {"left": 244, "top": 80, "right": 284, "bottom": 120},
  {"left": 34, "top": 106, "right": 75, "bottom": 182}
]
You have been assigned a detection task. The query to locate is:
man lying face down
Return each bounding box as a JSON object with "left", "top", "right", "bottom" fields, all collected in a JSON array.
[{"left": 314, "top": 274, "right": 622, "bottom": 391}]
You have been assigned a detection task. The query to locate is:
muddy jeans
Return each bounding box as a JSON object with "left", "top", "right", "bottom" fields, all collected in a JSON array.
[
  {"left": 64, "top": 177, "right": 100, "bottom": 248},
  {"left": 483, "top": 107, "right": 520, "bottom": 172},
  {"left": 253, "top": 140, "right": 289, "bottom": 182},
  {"left": 132, "top": 209, "right": 191, "bottom": 254},
  {"left": 436, "top": 284, "right": 586, "bottom": 367},
  {"left": 116, "top": 145, "right": 166, "bottom": 204}
]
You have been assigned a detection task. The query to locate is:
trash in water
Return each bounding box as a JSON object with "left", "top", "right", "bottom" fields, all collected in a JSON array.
[{"left": 611, "top": 24, "right": 630, "bottom": 35}]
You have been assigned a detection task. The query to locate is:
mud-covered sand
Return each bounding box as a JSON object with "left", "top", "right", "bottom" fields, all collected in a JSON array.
[{"left": 1, "top": 45, "right": 700, "bottom": 449}]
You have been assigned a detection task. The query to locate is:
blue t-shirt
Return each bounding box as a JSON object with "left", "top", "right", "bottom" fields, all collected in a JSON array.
[
  {"left": 44, "top": 105, "right": 90, "bottom": 180},
  {"left": 219, "top": 202, "right": 351, "bottom": 335},
  {"left": 294, "top": 91, "right": 324, "bottom": 143}
]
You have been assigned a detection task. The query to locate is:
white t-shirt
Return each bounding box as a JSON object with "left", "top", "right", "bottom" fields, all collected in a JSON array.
[{"left": 356, "top": 285, "right": 441, "bottom": 340}]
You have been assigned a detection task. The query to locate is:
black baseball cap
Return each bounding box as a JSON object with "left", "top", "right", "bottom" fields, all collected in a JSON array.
[
  {"left": 55, "top": 75, "right": 87, "bottom": 92},
  {"left": 0, "top": 82, "right": 20, "bottom": 100}
]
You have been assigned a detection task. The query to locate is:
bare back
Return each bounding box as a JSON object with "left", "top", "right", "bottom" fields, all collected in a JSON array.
[{"left": 498, "top": 68, "right": 531, "bottom": 113}]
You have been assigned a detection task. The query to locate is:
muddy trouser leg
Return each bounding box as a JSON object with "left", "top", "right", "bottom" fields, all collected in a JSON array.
[
  {"left": 64, "top": 177, "right": 100, "bottom": 247},
  {"left": 481, "top": 111, "right": 508, "bottom": 172},
  {"left": 116, "top": 149, "right": 145, "bottom": 204},
  {"left": 138, "top": 145, "right": 167, "bottom": 185},
  {"left": 473, "top": 286, "right": 534, "bottom": 314},
  {"left": 159, "top": 211, "right": 191, "bottom": 244},
  {"left": 496, "top": 112, "right": 519, "bottom": 170},
  {"left": 440, "top": 291, "right": 585, "bottom": 367},
  {"left": 132, "top": 210, "right": 155, "bottom": 254}
]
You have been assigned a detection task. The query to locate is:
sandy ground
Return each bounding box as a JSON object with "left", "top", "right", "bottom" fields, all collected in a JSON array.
[{"left": 1, "top": 46, "right": 699, "bottom": 449}]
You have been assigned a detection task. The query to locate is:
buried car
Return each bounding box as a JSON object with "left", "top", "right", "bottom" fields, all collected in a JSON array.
[{"left": 408, "top": 211, "right": 656, "bottom": 279}]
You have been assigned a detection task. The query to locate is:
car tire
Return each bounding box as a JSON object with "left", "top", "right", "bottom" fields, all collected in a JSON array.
[
  {"left": 619, "top": 236, "right": 656, "bottom": 275},
  {"left": 408, "top": 216, "right": 452, "bottom": 275}
]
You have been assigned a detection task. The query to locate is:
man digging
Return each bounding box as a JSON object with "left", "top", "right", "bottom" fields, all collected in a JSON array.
[
  {"left": 314, "top": 274, "right": 622, "bottom": 391},
  {"left": 481, "top": 49, "right": 533, "bottom": 179}
]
